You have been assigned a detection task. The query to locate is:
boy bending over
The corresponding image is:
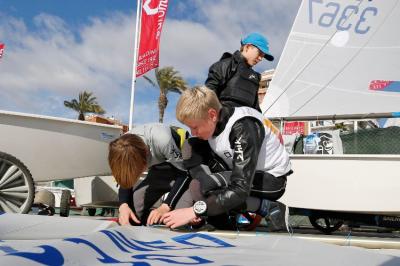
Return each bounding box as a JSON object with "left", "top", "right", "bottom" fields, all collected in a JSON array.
[
  {"left": 108, "top": 123, "right": 191, "bottom": 225},
  {"left": 162, "top": 86, "right": 292, "bottom": 228}
]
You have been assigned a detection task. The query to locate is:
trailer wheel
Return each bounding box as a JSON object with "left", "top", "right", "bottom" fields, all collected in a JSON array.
[
  {"left": 309, "top": 216, "right": 343, "bottom": 234},
  {"left": 60, "top": 190, "right": 71, "bottom": 217},
  {"left": 0, "top": 151, "right": 34, "bottom": 213},
  {"left": 87, "top": 208, "right": 96, "bottom": 216}
]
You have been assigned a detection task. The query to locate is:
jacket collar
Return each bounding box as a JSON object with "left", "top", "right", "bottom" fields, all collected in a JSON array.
[
  {"left": 213, "top": 105, "right": 234, "bottom": 136},
  {"left": 220, "top": 50, "right": 247, "bottom": 64}
]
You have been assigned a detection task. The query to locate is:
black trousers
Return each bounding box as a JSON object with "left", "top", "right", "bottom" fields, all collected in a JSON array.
[
  {"left": 132, "top": 163, "right": 192, "bottom": 224},
  {"left": 250, "top": 171, "right": 290, "bottom": 201}
]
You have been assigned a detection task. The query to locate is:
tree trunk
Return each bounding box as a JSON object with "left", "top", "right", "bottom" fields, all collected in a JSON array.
[
  {"left": 78, "top": 113, "right": 85, "bottom": 121},
  {"left": 158, "top": 92, "right": 168, "bottom": 123}
]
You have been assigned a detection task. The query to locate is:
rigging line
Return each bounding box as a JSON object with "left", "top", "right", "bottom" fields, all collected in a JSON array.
[
  {"left": 290, "top": 0, "right": 399, "bottom": 116},
  {"left": 263, "top": 0, "right": 364, "bottom": 116}
]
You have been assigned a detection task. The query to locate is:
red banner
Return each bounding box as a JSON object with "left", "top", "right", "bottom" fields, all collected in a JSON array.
[
  {"left": 0, "top": 43, "right": 5, "bottom": 59},
  {"left": 283, "top": 121, "right": 306, "bottom": 135},
  {"left": 136, "top": 0, "right": 169, "bottom": 77}
]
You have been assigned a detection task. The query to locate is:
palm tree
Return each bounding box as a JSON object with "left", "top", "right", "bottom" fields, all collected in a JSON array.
[
  {"left": 143, "top": 66, "right": 187, "bottom": 123},
  {"left": 64, "top": 91, "right": 105, "bottom": 121}
]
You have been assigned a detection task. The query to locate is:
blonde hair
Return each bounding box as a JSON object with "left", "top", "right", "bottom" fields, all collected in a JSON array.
[
  {"left": 108, "top": 134, "right": 147, "bottom": 189},
  {"left": 176, "top": 86, "right": 222, "bottom": 123}
]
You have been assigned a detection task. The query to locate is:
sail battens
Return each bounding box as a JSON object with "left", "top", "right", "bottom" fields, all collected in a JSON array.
[
  {"left": 292, "top": 80, "right": 400, "bottom": 96},
  {"left": 291, "top": 31, "right": 331, "bottom": 41}
]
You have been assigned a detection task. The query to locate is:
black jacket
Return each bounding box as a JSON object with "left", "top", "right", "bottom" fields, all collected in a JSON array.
[
  {"left": 205, "top": 51, "right": 261, "bottom": 111},
  {"left": 191, "top": 106, "right": 266, "bottom": 215}
]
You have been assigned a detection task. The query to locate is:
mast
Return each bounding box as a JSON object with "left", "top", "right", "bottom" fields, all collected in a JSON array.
[{"left": 128, "top": 0, "right": 142, "bottom": 131}]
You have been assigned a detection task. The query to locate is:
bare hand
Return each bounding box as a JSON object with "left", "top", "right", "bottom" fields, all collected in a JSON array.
[
  {"left": 147, "top": 203, "right": 170, "bottom": 225},
  {"left": 161, "top": 207, "right": 196, "bottom": 229},
  {"left": 118, "top": 203, "right": 140, "bottom": 225}
]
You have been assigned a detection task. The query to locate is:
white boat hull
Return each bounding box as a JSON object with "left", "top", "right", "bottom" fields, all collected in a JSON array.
[
  {"left": 73, "top": 175, "right": 118, "bottom": 207},
  {"left": 280, "top": 154, "right": 400, "bottom": 215},
  {"left": 0, "top": 110, "right": 121, "bottom": 182}
]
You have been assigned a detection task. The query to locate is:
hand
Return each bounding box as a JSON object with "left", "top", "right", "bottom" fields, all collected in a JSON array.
[
  {"left": 161, "top": 207, "right": 197, "bottom": 229},
  {"left": 147, "top": 203, "right": 170, "bottom": 225},
  {"left": 190, "top": 216, "right": 204, "bottom": 226},
  {"left": 118, "top": 203, "right": 140, "bottom": 225}
]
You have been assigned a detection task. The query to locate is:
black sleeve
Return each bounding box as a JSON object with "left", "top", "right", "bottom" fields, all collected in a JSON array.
[
  {"left": 254, "top": 98, "right": 262, "bottom": 112},
  {"left": 212, "top": 117, "right": 265, "bottom": 214},
  {"left": 206, "top": 59, "right": 234, "bottom": 97},
  {"left": 188, "top": 118, "right": 265, "bottom": 216},
  {"left": 118, "top": 187, "right": 133, "bottom": 208},
  {"left": 205, "top": 61, "right": 223, "bottom": 95},
  {"left": 163, "top": 172, "right": 191, "bottom": 209},
  {"left": 253, "top": 72, "right": 262, "bottom": 111}
]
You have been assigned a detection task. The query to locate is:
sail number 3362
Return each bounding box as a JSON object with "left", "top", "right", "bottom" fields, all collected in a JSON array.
[{"left": 308, "top": 0, "right": 378, "bottom": 34}]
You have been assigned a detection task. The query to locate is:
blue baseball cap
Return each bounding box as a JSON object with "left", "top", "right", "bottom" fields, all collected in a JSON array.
[{"left": 241, "top": 32, "right": 274, "bottom": 61}]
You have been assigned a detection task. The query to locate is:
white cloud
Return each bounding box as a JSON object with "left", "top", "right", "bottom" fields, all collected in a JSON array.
[
  {"left": 160, "top": 0, "right": 301, "bottom": 80},
  {"left": 0, "top": 0, "right": 301, "bottom": 124},
  {"left": 0, "top": 11, "right": 136, "bottom": 120},
  {"left": 160, "top": 20, "right": 225, "bottom": 80}
]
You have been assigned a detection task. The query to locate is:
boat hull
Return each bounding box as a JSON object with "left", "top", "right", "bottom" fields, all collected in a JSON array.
[
  {"left": 280, "top": 154, "right": 400, "bottom": 215},
  {"left": 0, "top": 110, "right": 121, "bottom": 182}
]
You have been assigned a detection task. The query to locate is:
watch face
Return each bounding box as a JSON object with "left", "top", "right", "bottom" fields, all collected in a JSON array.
[{"left": 193, "top": 201, "right": 207, "bottom": 215}]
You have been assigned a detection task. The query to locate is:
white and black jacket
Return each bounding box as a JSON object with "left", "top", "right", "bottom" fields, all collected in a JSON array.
[{"left": 190, "top": 106, "right": 291, "bottom": 215}]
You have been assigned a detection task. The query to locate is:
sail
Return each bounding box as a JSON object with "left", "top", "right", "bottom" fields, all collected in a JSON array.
[
  {"left": 1, "top": 213, "right": 399, "bottom": 265},
  {"left": 261, "top": 0, "right": 400, "bottom": 118}
]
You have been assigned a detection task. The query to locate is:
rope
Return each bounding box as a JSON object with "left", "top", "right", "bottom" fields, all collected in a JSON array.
[
  {"left": 285, "top": 205, "right": 294, "bottom": 236},
  {"left": 345, "top": 228, "right": 353, "bottom": 246}
]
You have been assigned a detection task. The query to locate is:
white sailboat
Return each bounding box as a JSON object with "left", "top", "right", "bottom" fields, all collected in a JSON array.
[
  {"left": 261, "top": 0, "right": 400, "bottom": 215},
  {"left": 0, "top": 110, "right": 121, "bottom": 213}
]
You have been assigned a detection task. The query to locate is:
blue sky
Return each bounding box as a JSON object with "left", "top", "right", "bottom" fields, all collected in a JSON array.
[{"left": 0, "top": 0, "right": 301, "bottom": 127}]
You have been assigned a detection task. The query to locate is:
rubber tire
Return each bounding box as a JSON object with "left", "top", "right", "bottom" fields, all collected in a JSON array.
[
  {"left": 0, "top": 151, "right": 35, "bottom": 213},
  {"left": 87, "top": 208, "right": 96, "bottom": 216},
  {"left": 59, "top": 190, "right": 71, "bottom": 217}
]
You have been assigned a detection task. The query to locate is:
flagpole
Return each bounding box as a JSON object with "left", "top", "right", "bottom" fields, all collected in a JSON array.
[{"left": 129, "top": 0, "right": 142, "bottom": 130}]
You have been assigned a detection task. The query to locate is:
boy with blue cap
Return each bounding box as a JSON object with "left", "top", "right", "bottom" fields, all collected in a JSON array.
[{"left": 205, "top": 32, "right": 274, "bottom": 111}]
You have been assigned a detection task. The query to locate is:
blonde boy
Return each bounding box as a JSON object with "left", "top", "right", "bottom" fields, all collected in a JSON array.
[{"left": 162, "top": 86, "right": 291, "bottom": 229}]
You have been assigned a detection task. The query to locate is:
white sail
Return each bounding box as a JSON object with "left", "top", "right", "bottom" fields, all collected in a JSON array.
[
  {"left": 1, "top": 213, "right": 399, "bottom": 265},
  {"left": 260, "top": 0, "right": 400, "bottom": 214},
  {"left": 261, "top": 0, "right": 400, "bottom": 118}
]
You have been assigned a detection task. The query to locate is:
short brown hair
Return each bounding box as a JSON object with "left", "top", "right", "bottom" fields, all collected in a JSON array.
[
  {"left": 176, "top": 85, "right": 221, "bottom": 123},
  {"left": 108, "top": 134, "right": 148, "bottom": 189}
]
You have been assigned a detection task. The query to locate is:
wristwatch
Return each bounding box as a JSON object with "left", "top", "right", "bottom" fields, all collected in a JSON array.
[{"left": 193, "top": 200, "right": 207, "bottom": 217}]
